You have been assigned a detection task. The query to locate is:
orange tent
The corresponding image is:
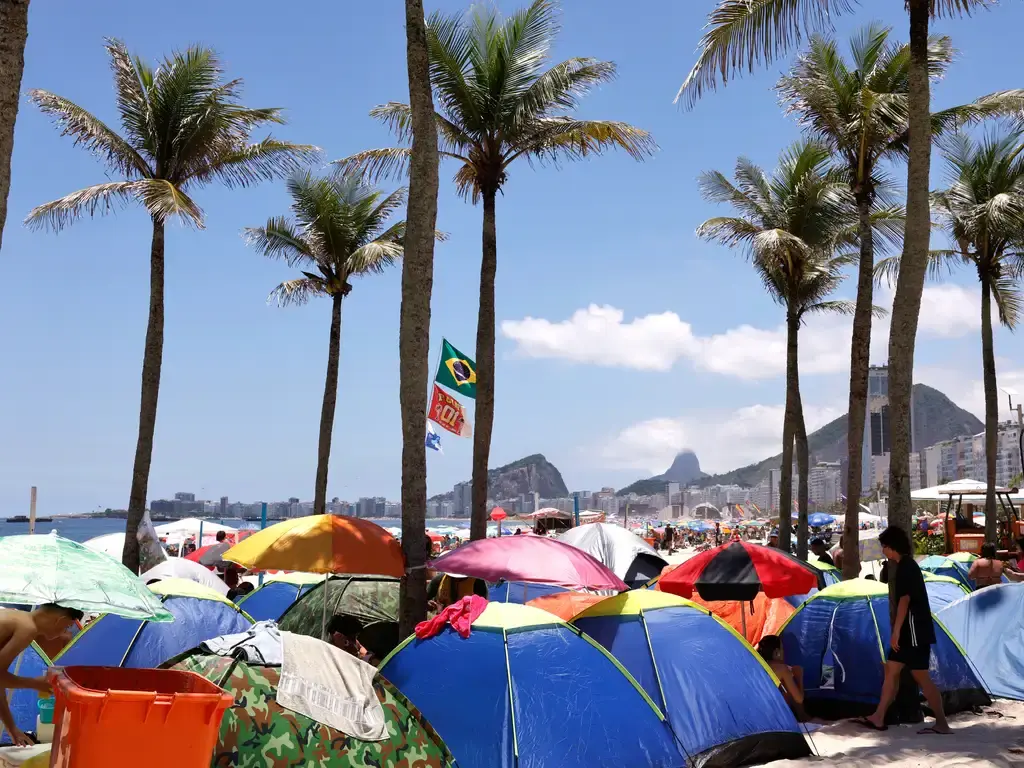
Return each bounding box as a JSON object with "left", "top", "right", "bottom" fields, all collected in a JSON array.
[{"left": 526, "top": 592, "right": 604, "bottom": 621}]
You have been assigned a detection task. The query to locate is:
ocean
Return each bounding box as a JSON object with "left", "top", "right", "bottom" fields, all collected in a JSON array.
[{"left": 0, "top": 517, "right": 501, "bottom": 543}]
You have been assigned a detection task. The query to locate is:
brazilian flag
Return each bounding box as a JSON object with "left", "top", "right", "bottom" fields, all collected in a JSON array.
[{"left": 435, "top": 339, "right": 476, "bottom": 398}]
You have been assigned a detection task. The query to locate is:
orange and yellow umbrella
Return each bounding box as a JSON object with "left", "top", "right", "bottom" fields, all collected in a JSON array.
[{"left": 224, "top": 515, "right": 404, "bottom": 577}]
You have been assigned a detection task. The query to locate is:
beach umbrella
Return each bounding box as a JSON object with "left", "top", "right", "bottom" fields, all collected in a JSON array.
[
  {"left": 808, "top": 512, "right": 835, "bottom": 527},
  {"left": 140, "top": 558, "right": 229, "bottom": 595},
  {"left": 223, "top": 515, "right": 403, "bottom": 576},
  {"left": 0, "top": 532, "right": 172, "bottom": 621},
  {"left": 429, "top": 536, "right": 628, "bottom": 591}
]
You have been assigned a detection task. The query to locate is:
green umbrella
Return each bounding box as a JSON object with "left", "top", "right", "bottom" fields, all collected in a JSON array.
[{"left": 0, "top": 533, "right": 173, "bottom": 621}]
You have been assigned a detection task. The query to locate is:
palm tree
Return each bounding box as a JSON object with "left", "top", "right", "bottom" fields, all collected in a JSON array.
[
  {"left": 398, "top": 0, "right": 441, "bottom": 637},
  {"left": 697, "top": 141, "right": 857, "bottom": 558},
  {"left": 776, "top": 26, "right": 953, "bottom": 579},
  {"left": 677, "top": 0, "right": 995, "bottom": 538},
  {"left": 245, "top": 171, "right": 406, "bottom": 517},
  {"left": 337, "top": 0, "right": 655, "bottom": 541},
  {"left": 26, "top": 40, "right": 317, "bottom": 571},
  {"left": 0, "top": 0, "right": 30, "bottom": 255},
  {"left": 929, "top": 129, "right": 1024, "bottom": 539}
]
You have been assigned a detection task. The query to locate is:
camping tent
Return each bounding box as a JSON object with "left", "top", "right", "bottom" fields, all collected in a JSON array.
[
  {"left": 572, "top": 591, "right": 809, "bottom": 767},
  {"left": 924, "top": 574, "right": 971, "bottom": 614},
  {"left": 379, "top": 602, "right": 685, "bottom": 768},
  {"left": 278, "top": 575, "right": 399, "bottom": 636},
  {"left": 55, "top": 579, "right": 252, "bottom": 668},
  {"left": 1, "top": 642, "right": 50, "bottom": 744},
  {"left": 236, "top": 572, "right": 324, "bottom": 621},
  {"left": 168, "top": 646, "right": 454, "bottom": 767},
  {"left": 487, "top": 581, "right": 567, "bottom": 604},
  {"left": 938, "top": 583, "right": 1024, "bottom": 700},
  {"left": 919, "top": 555, "right": 1006, "bottom": 591},
  {"left": 780, "top": 579, "right": 989, "bottom": 719},
  {"left": 556, "top": 522, "right": 668, "bottom": 587}
]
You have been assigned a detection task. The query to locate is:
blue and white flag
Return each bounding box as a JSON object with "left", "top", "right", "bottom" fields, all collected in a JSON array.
[{"left": 425, "top": 422, "right": 443, "bottom": 453}]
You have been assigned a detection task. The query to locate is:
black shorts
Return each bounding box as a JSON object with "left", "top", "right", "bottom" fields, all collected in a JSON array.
[{"left": 888, "top": 643, "right": 931, "bottom": 671}]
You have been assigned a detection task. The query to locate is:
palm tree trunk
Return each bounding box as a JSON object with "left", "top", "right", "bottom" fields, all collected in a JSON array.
[
  {"left": 795, "top": 393, "right": 810, "bottom": 561},
  {"left": 980, "top": 276, "right": 998, "bottom": 540},
  {"left": 470, "top": 188, "right": 498, "bottom": 542},
  {"left": 398, "top": 0, "right": 439, "bottom": 639},
  {"left": 122, "top": 217, "right": 165, "bottom": 572},
  {"left": 0, "top": 0, "right": 28, "bottom": 256},
  {"left": 314, "top": 294, "right": 343, "bottom": 516},
  {"left": 779, "top": 311, "right": 800, "bottom": 553},
  {"left": 843, "top": 192, "right": 875, "bottom": 579},
  {"left": 886, "top": 0, "right": 931, "bottom": 538}
]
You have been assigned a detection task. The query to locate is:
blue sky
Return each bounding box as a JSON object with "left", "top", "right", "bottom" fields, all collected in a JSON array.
[{"left": 1, "top": 1, "right": 1022, "bottom": 514}]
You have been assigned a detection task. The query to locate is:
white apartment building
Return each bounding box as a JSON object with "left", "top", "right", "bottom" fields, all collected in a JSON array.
[{"left": 808, "top": 461, "right": 842, "bottom": 506}]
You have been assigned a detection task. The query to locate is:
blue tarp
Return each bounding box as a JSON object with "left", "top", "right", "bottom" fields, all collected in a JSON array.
[
  {"left": 2, "top": 643, "right": 48, "bottom": 744},
  {"left": 574, "top": 606, "right": 807, "bottom": 763},
  {"left": 487, "top": 581, "right": 567, "bottom": 604},
  {"left": 380, "top": 613, "right": 684, "bottom": 767},
  {"left": 57, "top": 595, "right": 251, "bottom": 668},
  {"left": 782, "top": 590, "right": 988, "bottom": 716},
  {"left": 938, "top": 583, "right": 1024, "bottom": 700},
  {"left": 237, "top": 581, "right": 314, "bottom": 622}
]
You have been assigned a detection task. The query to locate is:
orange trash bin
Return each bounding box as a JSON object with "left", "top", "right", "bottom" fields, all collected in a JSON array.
[{"left": 47, "top": 666, "right": 233, "bottom": 768}]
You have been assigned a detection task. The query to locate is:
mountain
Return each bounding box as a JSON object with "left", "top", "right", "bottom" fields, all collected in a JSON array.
[
  {"left": 617, "top": 451, "right": 707, "bottom": 496},
  {"left": 430, "top": 454, "right": 569, "bottom": 502},
  {"left": 617, "top": 384, "right": 982, "bottom": 494}
]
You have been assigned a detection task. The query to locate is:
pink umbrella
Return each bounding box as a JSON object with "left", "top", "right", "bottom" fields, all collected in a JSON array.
[{"left": 430, "top": 536, "right": 627, "bottom": 591}]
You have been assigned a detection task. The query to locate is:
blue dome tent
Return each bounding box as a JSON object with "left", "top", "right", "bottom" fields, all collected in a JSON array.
[
  {"left": 938, "top": 583, "right": 1024, "bottom": 700},
  {"left": 379, "top": 602, "right": 685, "bottom": 768},
  {"left": 572, "top": 591, "right": 810, "bottom": 767},
  {"left": 2, "top": 642, "right": 49, "bottom": 744},
  {"left": 236, "top": 572, "right": 323, "bottom": 621},
  {"left": 919, "top": 555, "right": 1007, "bottom": 591},
  {"left": 924, "top": 574, "right": 971, "bottom": 614},
  {"left": 780, "top": 579, "right": 988, "bottom": 719},
  {"left": 55, "top": 579, "right": 252, "bottom": 669},
  {"left": 487, "top": 580, "right": 567, "bottom": 604}
]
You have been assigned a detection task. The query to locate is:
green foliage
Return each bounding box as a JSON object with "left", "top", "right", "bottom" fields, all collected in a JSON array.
[{"left": 914, "top": 530, "right": 945, "bottom": 556}]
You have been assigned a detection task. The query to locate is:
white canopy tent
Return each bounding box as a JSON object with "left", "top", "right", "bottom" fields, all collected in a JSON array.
[{"left": 912, "top": 479, "right": 1024, "bottom": 502}]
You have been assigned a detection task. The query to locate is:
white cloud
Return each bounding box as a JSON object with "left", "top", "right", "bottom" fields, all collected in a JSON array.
[
  {"left": 599, "top": 402, "right": 844, "bottom": 475},
  {"left": 501, "top": 283, "right": 988, "bottom": 381}
]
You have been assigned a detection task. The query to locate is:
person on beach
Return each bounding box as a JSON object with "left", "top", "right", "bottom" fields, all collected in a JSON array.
[
  {"left": 0, "top": 604, "right": 83, "bottom": 745},
  {"left": 757, "top": 635, "right": 808, "bottom": 722},
  {"left": 860, "top": 526, "right": 951, "bottom": 734},
  {"left": 810, "top": 537, "right": 834, "bottom": 566},
  {"left": 833, "top": 536, "right": 844, "bottom": 572},
  {"left": 663, "top": 524, "right": 675, "bottom": 554},
  {"left": 969, "top": 542, "right": 1024, "bottom": 587}
]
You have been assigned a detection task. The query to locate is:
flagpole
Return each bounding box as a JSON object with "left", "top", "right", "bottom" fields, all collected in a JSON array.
[{"left": 426, "top": 338, "right": 445, "bottom": 419}]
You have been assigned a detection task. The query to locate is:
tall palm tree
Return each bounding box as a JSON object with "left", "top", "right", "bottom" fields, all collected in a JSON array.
[
  {"left": 677, "top": 0, "right": 994, "bottom": 538},
  {"left": 929, "top": 130, "right": 1024, "bottom": 539},
  {"left": 26, "top": 40, "right": 317, "bottom": 571},
  {"left": 245, "top": 171, "right": 406, "bottom": 517},
  {"left": 697, "top": 141, "right": 857, "bottom": 558},
  {"left": 337, "top": 0, "right": 655, "bottom": 541},
  {"left": 398, "top": 0, "right": 440, "bottom": 635},
  {"left": 0, "top": 0, "right": 28, "bottom": 256},
  {"left": 777, "top": 26, "right": 953, "bottom": 579}
]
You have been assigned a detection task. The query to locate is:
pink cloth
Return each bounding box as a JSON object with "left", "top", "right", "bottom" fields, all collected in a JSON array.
[{"left": 415, "top": 595, "right": 488, "bottom": 640}]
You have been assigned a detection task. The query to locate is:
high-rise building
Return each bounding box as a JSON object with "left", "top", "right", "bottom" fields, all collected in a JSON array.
[
  {"left": 808, "top": 461, "right": 841, "bottom": 506},
  {"left": 174, "top": 492, "right": 196, "bottom": 502},
  {"left": 453, "top": 482, "right": 472, "bottom": 516},
  {"left": 219, "top": 496, "right": 228, "bottom": 516},
  {"left": 860, "top": 365, "right": 916, "bottom": 493}
]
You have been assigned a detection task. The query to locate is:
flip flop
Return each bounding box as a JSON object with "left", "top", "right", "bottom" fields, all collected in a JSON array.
[
  {"left": 918, "top": 727, "right": 952, "bottom": 735},
  {"left": 854, "top": 717, "right": 888, "bottom": 732}
]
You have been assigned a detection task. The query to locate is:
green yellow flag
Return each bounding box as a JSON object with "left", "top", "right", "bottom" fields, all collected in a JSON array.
[{"left": 435, "top": 339, "right": 476, "bottom": 398}]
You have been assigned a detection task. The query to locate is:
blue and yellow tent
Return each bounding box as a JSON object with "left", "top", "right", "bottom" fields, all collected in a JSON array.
[
  {"left": 920, "top": 555, "right": 1005, "bottom": 591},
  {"left": 487, "top": 581, "right": 567, "bottom": 604},
  {"left": 236, "top": 572, "right": 323, "bottom": 621},
  {"left": 785, "top": 558, "right": 843, "bottom": 606},
  {"left": 379, "top": 602, "right": 685, "bottom": 768},
  {"left": 572, "top": 591, "right": 810, "bottom": 767},
  {"left": 780, "top": 579, "right": 989, "bottom": 719},
  {"left": 55, "top": 579, "right": 252, "bottom": 669},
  {"left": 924, "top": 573, "right": 971, "bottom": 613},
  {"left": 2, "top": 642, "right": 49, "bottom": 744}
]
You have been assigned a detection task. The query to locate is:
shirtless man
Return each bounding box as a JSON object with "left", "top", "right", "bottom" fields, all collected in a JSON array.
[
  {"left": 969, "top": 542, "right": 1024, "bottom": 588},
  {"left": 0, "top": 604, "right": 83, "bottom": 745}
]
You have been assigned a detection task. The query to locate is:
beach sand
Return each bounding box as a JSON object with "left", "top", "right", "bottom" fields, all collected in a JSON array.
[{"left": 763, "top": 701, "right": 1024, "bottom": 767}]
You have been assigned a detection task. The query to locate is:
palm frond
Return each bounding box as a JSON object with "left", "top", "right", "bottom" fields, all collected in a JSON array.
[
  {"left": 803, "top": 298, "right": 856, "bottom": 316},
  {"left": 511, "top": 117, "right": 657, "bottom": 164},
  {"left": 990, "top": 272, "right": 1023, "bottom": 330},
  {"left": 332, "top": 148, "right": 413, "bottom": 184},
  {"left": 28, "top": 90, "right": 151, "bottom": 178},
  {"left": 348, "top": 238, "right": 404, "bottom": 276},
  {"left": 24, "top": 179, "right": 204, "bottom": 230},
  {"left": 268, "top": 277, "right": 329, "bottom": 307},
  {"left": 186, "top": 138, "right": 320, "bottom": 189},
  {"left": 105, "top": 38, "right": 155, "bottom": 155},
  {"left": 676, "top": 0, "right": 854, "bottom": 108},
  {"left": 243, "top": 216, "right": 314, "bottom": 267},
  {"left": 369, "top": 102, "right": 473, "bottom": 158}
]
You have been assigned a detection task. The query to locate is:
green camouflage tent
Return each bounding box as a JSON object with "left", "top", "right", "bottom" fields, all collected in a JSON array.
[
  {"left": 278, "top": 575, "right": 400, "bottom": 658},
  {"left": 169, "top": 650, "right": 453, "bottom": 768}
]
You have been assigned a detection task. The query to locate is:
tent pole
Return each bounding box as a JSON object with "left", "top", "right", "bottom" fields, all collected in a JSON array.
[
  {"left": 740, "top": 602, "right": 747, "bottom": 641},
  {"left": 321, "top": 573, "right": 329, "bottom": 640}
]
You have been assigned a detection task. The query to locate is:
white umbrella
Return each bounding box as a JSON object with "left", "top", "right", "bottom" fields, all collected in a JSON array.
[
  {"left": 82, "top": 531, "right": 127, "bottom": 559},
  {"left": 140, "top": 558, "right": 229, "bottom": 595}
]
